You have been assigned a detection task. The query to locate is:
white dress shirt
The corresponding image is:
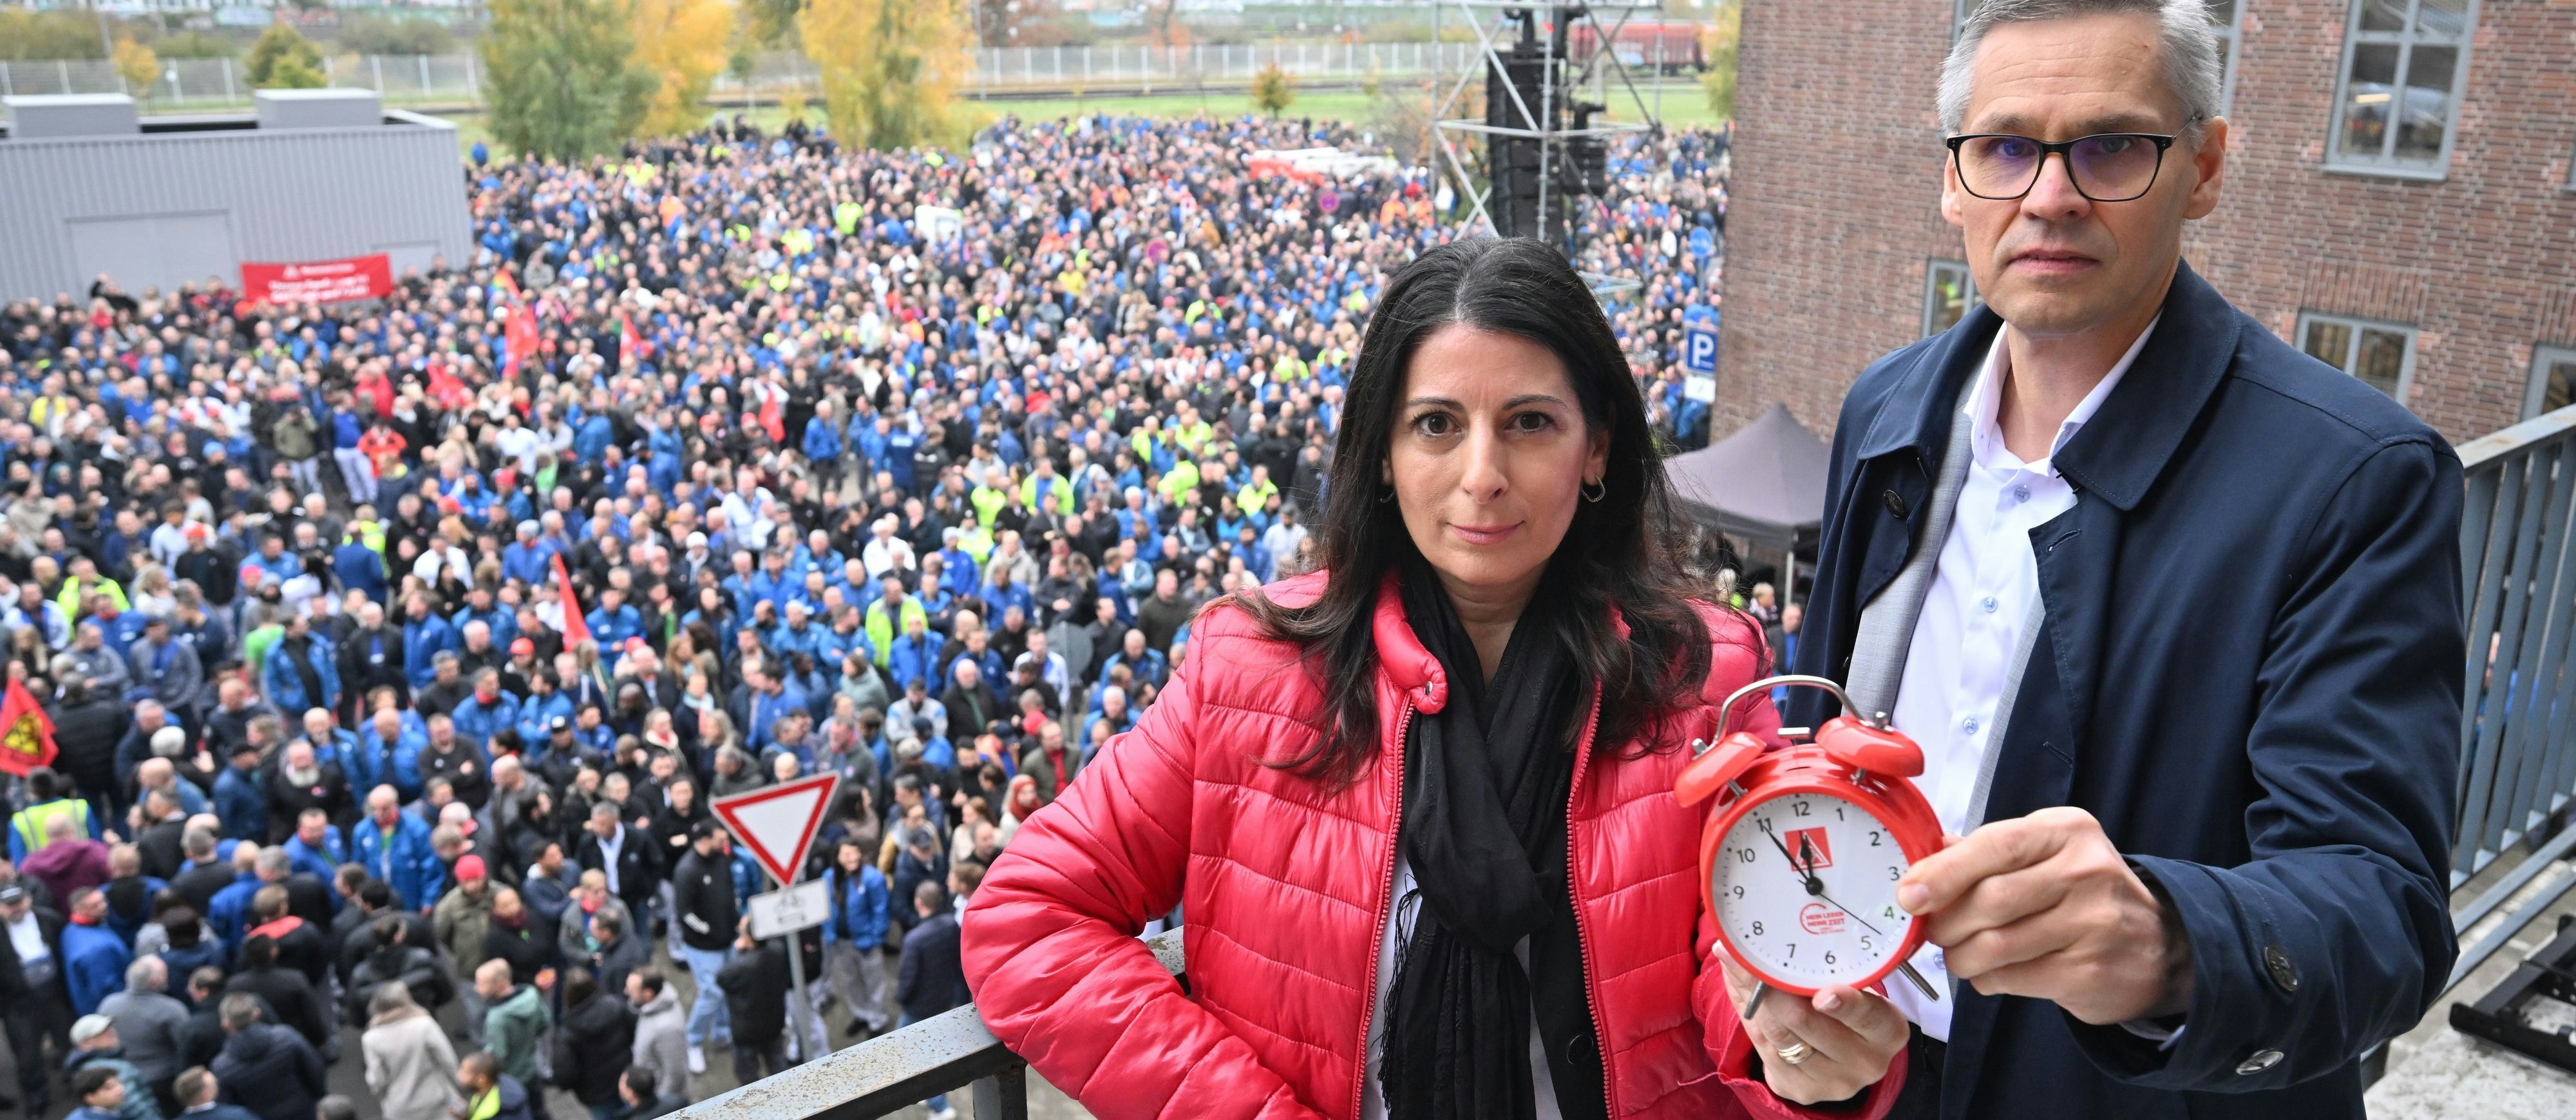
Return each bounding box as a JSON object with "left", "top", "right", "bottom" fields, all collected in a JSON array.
[
  {"left": 1885, "top": 318, "right": 2156, "bottom": 1041},
  {"left": 597, "top": 824, "right": 627, "bottom": 896}
]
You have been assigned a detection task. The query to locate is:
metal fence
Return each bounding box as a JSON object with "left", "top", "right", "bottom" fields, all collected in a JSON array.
[
  {"left": 2444, "top": 403, "right": 2576, "bottom": 990},
  {"left": 667, "top": 929, "right": 1183, "bottom": 1120},
  {"left": 0, "top": 43, "right": 1492, "bottom": 111},
  {"left": 961, "top": 39, "right": 1481, "bottom": 92},
  {"left": 0, "top": 54, "right": 483, "bottom": 108}
]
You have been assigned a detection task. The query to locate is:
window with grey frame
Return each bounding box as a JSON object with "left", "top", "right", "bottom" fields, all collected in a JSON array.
[
  {"left": 1951, "top": 0, "right": 2246, "bottom": 113},
  {"left": 2526, "top": 345, "right": 2576, "bottom": 421},
  {"left": 2327, "top": 0, "right": 2476, "bottom": 176},
  {"left": 1924, "top": 259, "right": 1979, "bottom": 337},
  {"left": 2297, "top": 310, "right": 2417, "bottom": 402}
]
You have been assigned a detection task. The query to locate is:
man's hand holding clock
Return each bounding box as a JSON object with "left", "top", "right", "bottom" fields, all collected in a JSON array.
[{"left": 1897, "top": 806, "right": 2193, "bottom": 1025}]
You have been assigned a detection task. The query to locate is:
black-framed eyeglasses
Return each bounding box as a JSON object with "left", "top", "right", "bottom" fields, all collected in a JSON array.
[{"left": 1945, "top": 133, "right": 2179, "bottom": 203}]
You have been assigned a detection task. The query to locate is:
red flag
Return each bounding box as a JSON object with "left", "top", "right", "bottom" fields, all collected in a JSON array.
[
  {"left": 0, "top": 677, "right": 58, "bottom": 777},
  {"left": 504, "top": 301, "right": 541, "bottom": 377},
  {"left": 553, "top": 553, "right": 592, "bottom": 649},
  {"left": 619, "top": 310, "right": 650, "bottom": 365}
]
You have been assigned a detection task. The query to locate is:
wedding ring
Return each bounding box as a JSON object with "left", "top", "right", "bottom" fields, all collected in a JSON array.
[{"left": 1776, "top": 1039, "right": 1812, "bottom": 1066}]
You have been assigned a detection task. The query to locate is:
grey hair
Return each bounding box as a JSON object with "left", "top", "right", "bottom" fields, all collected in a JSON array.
[{"left": 1939, "top": 0, "right": 2221, "bottom": 139}]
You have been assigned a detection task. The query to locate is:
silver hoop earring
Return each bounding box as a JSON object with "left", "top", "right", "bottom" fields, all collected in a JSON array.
[{"left": 1582, "top": 478, "right": 1607, "bottom": 503}]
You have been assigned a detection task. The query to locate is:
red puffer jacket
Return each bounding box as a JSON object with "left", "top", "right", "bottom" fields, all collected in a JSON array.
[{"left": 963, "top": 571, "right": 1908, "bottom": 1119}]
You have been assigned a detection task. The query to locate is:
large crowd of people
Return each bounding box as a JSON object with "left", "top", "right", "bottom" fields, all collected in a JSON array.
[{"left": 0, "top": 108, "right": 1728, "bottom": 1120}]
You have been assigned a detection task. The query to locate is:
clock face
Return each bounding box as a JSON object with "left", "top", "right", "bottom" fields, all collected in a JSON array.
[{"left": 1712, "top": 790, "right": 1915, "bottom": 989}]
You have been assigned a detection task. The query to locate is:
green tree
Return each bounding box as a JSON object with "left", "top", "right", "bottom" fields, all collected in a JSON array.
[
  {"left": 480, "top": 0, "right": 657, "bottom": 160},
  {"left": 0, "top": 12, "right": 111, "bottom": 59},
  {"left": 335, "top": 14, "right": 458, "bottom": 57},
  {"left": 740, "top": 0, "right": 802, "bottom": 46},
  {"left": 804, "top": 0, "right": 969, "bottom": 151},
  {"left": 153, "top": 31, "right": 242, "bottom": 60},
  {"left": 246, "top": 23, "right": 327, "bottom": 88},
  {"left": 1252, "top": 62, "right": 1295, "bottom": 119},
  {"left": 1701, "top": 1, "right": 1739, "bottom": 121}
]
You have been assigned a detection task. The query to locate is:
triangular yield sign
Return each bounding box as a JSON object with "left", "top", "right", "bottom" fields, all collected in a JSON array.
[{"left": 711, "top": 773, "right": 839, "bottom": 888}]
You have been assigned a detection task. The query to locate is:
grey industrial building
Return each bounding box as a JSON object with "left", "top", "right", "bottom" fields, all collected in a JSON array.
[{"left": 0, "top": 88, "right": 473, "bottom": 302}]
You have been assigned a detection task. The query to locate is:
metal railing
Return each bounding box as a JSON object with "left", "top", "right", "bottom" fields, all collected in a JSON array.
[
  {"left": 2444, "top": 403, "right": 2576, "bottom": 990},
  {"left": 663, "top": 408, "right": 2576, "bottom": 1115},
  {"left": 0, "top": 43, "right": 1497, "bottom": 112},
  {"left": 667, "top": 929, "right": 1182, "bottom": 1120}
]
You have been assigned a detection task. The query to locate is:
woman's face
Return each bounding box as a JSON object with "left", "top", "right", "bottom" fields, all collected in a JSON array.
[{"left": 1385, "top": 325, "right": 1607, "bottom": 607}]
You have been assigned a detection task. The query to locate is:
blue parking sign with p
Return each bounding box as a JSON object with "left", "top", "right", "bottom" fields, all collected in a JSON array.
[{"left": 1685, "top": 325, "right": 1719, "bottom": 374}]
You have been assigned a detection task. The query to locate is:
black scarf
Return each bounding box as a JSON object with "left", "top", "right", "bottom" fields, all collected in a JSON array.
[{"left": 1381, "top": 555, "right": 1607, "bottom": 1120}]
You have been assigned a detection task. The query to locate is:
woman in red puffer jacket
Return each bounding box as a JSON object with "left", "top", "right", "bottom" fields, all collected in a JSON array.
[{"left": 963, "top": 239, "right": 1910, "bottom": 1120}]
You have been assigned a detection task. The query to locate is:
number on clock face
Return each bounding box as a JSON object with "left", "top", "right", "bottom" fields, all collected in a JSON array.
[{"left": 1712, "top": 791, "right": 1912, "bottom": 988}]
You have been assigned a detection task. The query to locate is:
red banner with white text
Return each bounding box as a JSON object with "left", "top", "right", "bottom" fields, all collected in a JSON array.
[{"left": 241, "top": 254, "right": 394, "bottom": 304}]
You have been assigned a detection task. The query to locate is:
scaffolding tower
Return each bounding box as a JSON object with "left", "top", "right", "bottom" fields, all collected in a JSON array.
[{"left": 1428, "top": 0, "right": 1670, "bottom": 298}]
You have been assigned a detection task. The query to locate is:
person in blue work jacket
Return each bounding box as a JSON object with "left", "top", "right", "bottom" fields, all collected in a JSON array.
[
  {"left": 279, "top": 810, "right": 346, "bottom": 886},
  {"left": 259, "top": 614, "right": 340, "bottom": 717},
  {"left": 822, "top": 838, "right": 893, "bottom": 1037},
  {"left": 211, "top": 743, "right": 267, "bottom": 843},
  {"left": 332, "top": 532, "right": 387, "bottom": 606},
  {"left": 449, "top": 670, "right": 522, "bottom": 753},
  {"left": 802, "top": 399, "right": 843, "bottom": 476},
  {"left": 401, "top": 593, "right": 459, "bottom": 690},
  {"left": 357, "top": 706, "right": 429, "bottom": 802},
  {"left": 584, "top": 587, "right": 643, "bottom": 651},
  {"left": 59, "top": 889, "right": 131, "bottom": 1016},
  {"left": 352, "top": 786, "right": 444, "bottom": 911},
  {"left": 500, "top": 522, "right": 558, "bottom": 587},
  {"left": 514, "top": 672, "right": 576, "bottom": 763}
]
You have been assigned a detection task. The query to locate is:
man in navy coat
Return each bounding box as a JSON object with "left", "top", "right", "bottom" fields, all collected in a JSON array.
[{"left": 1741, "top": 3, "right": 2462, "bottom": 1117}]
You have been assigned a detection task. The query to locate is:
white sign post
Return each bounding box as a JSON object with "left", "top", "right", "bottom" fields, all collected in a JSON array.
[
  {"left": 746, "top": 878, "right": 831, "bottom": 939},
  {"left": 713, "top": 774, "right": 840, "bottom": 1061}
]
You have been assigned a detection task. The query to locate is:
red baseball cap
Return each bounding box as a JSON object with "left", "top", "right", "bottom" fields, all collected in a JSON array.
[
  {"left": 510, "top": 638, "right": 536, "bottom": 656},
  {"left": 455, "top": 855, "right": 488, "bottom": 882}
]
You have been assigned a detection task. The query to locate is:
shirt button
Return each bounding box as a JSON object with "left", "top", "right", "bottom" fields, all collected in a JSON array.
[
  {"left": 2236, "top": 1050, "right": 2284, "bottom": 1076},
  {"left": 1981, "top": 596, "right": 1998, "bottom": 614},
  {"left": 1961, "top": 716, "right": 1980, "bottom": 736},
  {"left": 2012, "top": 485, "right": 2031, "bottom": 502}
]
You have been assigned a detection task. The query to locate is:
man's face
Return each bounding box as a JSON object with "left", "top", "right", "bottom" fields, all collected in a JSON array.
[
  {"left": 371, "top": 794, "right": 400, "bottom": 826},
  {"left": 299, "top": 815, "right": 328, "bottom": 846},
  {"left": 1941, "top": 12, "right": 2225, "bottom": 340}
]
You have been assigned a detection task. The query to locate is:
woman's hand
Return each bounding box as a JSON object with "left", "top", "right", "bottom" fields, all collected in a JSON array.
[{"left": 1718, "top": 956, "right": 1908, "bottom": 1106}]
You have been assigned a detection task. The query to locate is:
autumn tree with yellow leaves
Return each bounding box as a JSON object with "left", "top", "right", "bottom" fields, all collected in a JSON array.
[
  {"left": 629, "top": 0, "right": 734, "bottom": 135},
  {"left": 801, "top": 0, "right": 971, "bottom": 151}
]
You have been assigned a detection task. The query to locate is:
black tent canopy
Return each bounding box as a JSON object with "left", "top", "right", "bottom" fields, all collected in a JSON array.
[{"left": 1663, "top": 402, "right": 1829, "bottom": 603}]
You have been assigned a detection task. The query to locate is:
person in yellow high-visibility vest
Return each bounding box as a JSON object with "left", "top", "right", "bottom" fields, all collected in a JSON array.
[
  {"left": 8, "top": 767, "right": 97, "bottom": 863},
  {"left": 53, "top": 555, "right": 126, "bottom": 619}
]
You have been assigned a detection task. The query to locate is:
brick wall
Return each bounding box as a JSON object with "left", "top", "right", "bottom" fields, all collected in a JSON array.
[{"left": 1719, "top": 0, "right": 2576, "bottom": 444}]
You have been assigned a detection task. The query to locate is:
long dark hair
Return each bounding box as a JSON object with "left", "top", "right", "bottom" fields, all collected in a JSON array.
[{"left": 1237, "top": 238, "right": 1714, "bottom": 786}]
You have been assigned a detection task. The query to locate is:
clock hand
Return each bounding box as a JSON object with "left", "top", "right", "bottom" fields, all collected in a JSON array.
[
  {"left": 1804, "top": 873, "right": 1944, "bottom": 1003},
  {"left": 1809, "top": 885, "right": 1888, "bottom": 937},
  {"left": 1766, "top": 830, "right": 1822, "bottom": 893}
]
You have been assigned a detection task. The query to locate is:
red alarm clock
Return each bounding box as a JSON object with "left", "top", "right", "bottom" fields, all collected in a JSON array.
[{"left": 1676, "top": 675, "right": 1945, "bottom": 1003}]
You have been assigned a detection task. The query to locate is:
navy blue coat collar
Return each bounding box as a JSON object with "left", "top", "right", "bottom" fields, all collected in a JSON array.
[{"left": 1853, "top": 260, "right": 2243, "bottom": 512}]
